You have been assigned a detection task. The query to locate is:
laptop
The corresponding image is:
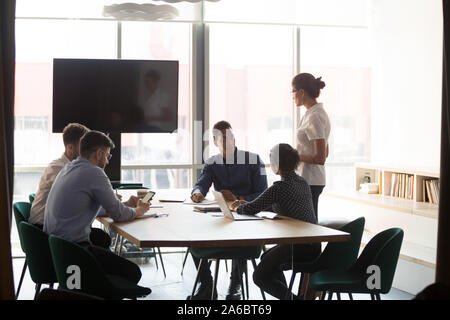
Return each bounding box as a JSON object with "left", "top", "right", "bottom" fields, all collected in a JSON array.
[{"left": 211, "top": 190, "right": 263, "bottom": 221}]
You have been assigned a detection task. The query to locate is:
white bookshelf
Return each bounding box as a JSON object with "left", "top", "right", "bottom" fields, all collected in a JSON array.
[{"left": 353, "top": 163, "right": 439, "bottom": 219}]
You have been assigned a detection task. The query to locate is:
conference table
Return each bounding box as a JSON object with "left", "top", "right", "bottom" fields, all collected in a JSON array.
[
  {"left": 98, "top": 188, "right": 349, "bottom": 249},
  {"left": 97, "top": 188, "right": 350, "bottom": 299}
]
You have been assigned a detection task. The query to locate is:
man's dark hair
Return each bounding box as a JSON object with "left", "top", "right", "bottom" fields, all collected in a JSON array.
[
  {"left": 62, "top": 123, "right": 90, "bottom": 146},
  {"left": 213, "top": 120, "right": 232, "bottom": 132},
  {"left": 278, "top": 143, "right": 300, "bottom": 173},
  {"left": 80, "top": 131, "right": 115, "bottom": 158},
  {"left": 212, "top": 121, "right": 232, "bottom": 139}
]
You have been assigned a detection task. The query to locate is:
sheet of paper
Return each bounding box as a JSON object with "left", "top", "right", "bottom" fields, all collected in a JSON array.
[{"left": 183, "top": 198, "right": 217, "bottom": 205}]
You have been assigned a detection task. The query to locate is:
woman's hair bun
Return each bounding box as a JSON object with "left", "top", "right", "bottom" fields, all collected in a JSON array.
[{"left": 316, "top": 77, "right": 326, "bottom": 90}]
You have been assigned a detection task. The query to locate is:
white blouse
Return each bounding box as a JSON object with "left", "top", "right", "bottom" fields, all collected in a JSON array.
[{"left": 296, "top": 103, "right": 330, "bottom": 186}]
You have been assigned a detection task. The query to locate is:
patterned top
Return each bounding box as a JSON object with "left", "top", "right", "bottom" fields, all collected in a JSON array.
[{"left": 236, "top": 171, "right": 317, "bottom": 224}]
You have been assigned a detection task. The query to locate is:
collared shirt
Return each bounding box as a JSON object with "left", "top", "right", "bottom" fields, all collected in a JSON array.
[
  {"left": 29, "top": 153, "right": 70, "bottom": 226},
  {"left": 192, "top": 148, "right": 268, "bottom": 201},
  {"left": 237, "top": 171, "right": 316, "bottom": 224},
  {"left": 296, "top": 103, "right": 331, "bottom": 186},
  {"left": 44, "top": 157, "right": 136, "bottom": 243}
]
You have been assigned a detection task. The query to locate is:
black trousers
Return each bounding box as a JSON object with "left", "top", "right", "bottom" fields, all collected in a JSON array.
[
  {"left": 79, "top": 228, "right": 141, "bottom": 284},
  {"left": 309, "top": 185, "right": 325, "bottom": 221},
  {"left": 253, "top": 243, "right": 321, "bottom": 300},
  {"left": 192, "top": 256, "right": 247, "bottom": 284},
  {"left": 89, "top": 227, "right": 112, "bottom": 249}
]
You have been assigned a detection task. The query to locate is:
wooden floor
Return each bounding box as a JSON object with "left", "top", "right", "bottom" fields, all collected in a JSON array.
[{"left": 12, "top": 247, "right": 414, "bottom": 300}]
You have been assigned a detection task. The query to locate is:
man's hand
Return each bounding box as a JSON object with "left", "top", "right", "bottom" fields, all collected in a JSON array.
[
  {"left": 124, "top": 195, "right": 139, "bottom": 208},
  {"left": 230, "top": 200, "right": 247, "bottom": 211},
  {"left": 191, "top": 192, "right": 205, "bottom": 203},
  {"left": 220, "top": 190, "right": 237, "bottom": 202},
  {"left": 135, "top": 199, "right": 150, "bottom": 217},
  {"left": 115, "top": 193, "right": 123, "bottom": 201}
]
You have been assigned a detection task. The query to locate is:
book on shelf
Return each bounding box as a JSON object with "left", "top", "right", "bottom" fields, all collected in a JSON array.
[
  {"left": 422, "top": 178, "right": 440, "bottom": 205},
  {"left": 379, "top": 171, "right": 383, "bottom": 195},
  {"left": 388, "top": 173, "right": 414, "bottom": 200}
]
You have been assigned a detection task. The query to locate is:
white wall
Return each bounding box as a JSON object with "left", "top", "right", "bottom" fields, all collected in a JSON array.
[{"left": 370, "top": 0, "right": 443, "bottom": 170}]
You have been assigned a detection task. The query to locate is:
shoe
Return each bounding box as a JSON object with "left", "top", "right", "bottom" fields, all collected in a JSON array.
[
  {"left": 225, "top": 281, "right": 242, "bottom": 300},
  {"left": 187, "top": 282, "right": 218, "bottom": 300}
]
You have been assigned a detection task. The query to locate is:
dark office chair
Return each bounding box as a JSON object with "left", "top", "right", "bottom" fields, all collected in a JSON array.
[
  {"left": 282, "top": 217, "right": 365, "bottom": 300},
  {"left": 13, "top": 202, "right": 32, "bottom": 299},
  {"left": 49, "top": 235, "right": 151, "bottom": 300},
  {"left": 309, "top": 228, "right": 404, "bottom": 300},
  {"left": 18, "top": 222, "right": 58, "bottom": 299}
]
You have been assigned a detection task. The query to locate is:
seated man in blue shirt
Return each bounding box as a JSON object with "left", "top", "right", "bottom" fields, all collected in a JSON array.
[
  {"left": 44, "top": 130, "right": 151, "bottom": 292},
  {"left": 189, "top": 121, "right": 268, "bottom": 300}
]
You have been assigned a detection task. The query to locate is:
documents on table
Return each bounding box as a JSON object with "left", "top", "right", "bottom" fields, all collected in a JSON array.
[
  {"left": 193, "top": 205, "right": 221, "bottom": 213},
  {"left": 136, "top": 212, "right": 169, "bottom": 219},
  {"left": 183, "top": 198, "right": 217, "bottom": 205},
  {"left": 158, "top": 196, "right": 186, "bottom": 202}
]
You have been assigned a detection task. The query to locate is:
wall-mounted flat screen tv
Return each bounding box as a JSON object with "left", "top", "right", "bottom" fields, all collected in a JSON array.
[{"left": 52, "top": 58, "right": 179, "bottom": 133}]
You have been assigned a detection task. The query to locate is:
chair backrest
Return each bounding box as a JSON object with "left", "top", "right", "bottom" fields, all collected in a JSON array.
[
  {"left": 29, "top": 193, "right": 36, "bottom": 204},
  {"left": 48, "top": 235, "right": 112, "bottom": 297},
  {"left": 354, "top": 228, "right": 404, "bottom": 293},
  {"left": 13, "top": 202, "right": 31, "bottom": 226},
  {"left": 314, "top": 217, "right": 366, "bottom": 271},
  {"left": 18, "top": 222, "right": 58, "bottom": 284},
  {"left": 13, "top": 202, "right": 31, "bottom": 253}
]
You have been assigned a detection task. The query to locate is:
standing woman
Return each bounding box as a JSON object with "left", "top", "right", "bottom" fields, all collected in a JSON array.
[{"left": 292, "top": 73, "right": 330, "bottom": 220}]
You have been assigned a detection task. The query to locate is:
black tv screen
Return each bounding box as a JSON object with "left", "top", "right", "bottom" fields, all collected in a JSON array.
[{"left": 52, "top": 58, "right": 179, "bottom": 133}]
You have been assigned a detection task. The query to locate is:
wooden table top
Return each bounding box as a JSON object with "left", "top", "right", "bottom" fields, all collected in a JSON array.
[{"left": 98, "top": 189, "right": 350, "bottom": 248}]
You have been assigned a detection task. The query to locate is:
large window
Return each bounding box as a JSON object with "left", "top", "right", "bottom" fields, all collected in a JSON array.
[
  {"left": 299, "top": 26, "right": 371, "bottom": 191},
  {"left": 208, "top": 23, "right": 294, "bottom": 163},
  {"left": 120, "top": 21, "right": 192, "bottom": 189},
  {"left": 14, "top": 0, "right": 372, "bottom": 198},
  {"left": 14, "top": 18, "right": 118, "bottom": 199}
]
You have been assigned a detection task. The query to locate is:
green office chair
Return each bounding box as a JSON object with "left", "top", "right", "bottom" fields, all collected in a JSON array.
[
  {"left": 48, "top": 235, "right": 151, "bottom": 300},
  {"left": 308, "top": 228, "right": 404, "bottom": 300},
  {"left": 18, "top": 222, "right": 58, "bottom": 299},
  {"left": 13, "top": 202, "right": 32, "bottom": 299},
  {"left": 189, "top": 246, "right": 265, "bottom": 300},
  {"left": 29, "top": 193, "right": 36, "bottom": 204},
  {"left": 283, "top": 217, "right": 365, "bottom": 300}
]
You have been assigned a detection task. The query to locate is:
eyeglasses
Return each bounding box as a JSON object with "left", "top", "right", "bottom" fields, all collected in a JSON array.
[{"left": 99, "top": 149, "right": 112, "bottom": 160}]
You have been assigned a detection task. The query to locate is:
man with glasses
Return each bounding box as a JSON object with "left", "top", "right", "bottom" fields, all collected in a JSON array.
[
  {"left": 189, "top": 120, "right": 268, "bottom": 300},
  {"left": 44, "top": 131, "right": 151, "bottom": 292},
  {"left": 44, "top": 130, "right": 150, "bottom": 246}
]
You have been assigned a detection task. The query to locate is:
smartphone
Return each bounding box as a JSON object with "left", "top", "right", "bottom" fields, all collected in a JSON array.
[{"left": 142, "top": 191, "right": 156, "bottom": 203}]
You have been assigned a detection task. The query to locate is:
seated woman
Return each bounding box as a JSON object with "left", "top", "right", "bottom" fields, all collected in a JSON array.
[{"left": 231, "top": 143, "right": 320, "bottom": 300}]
